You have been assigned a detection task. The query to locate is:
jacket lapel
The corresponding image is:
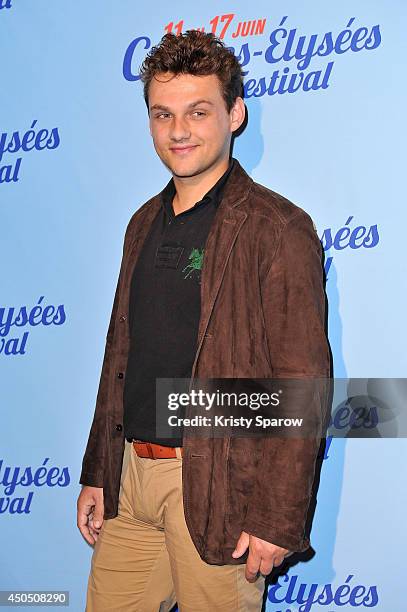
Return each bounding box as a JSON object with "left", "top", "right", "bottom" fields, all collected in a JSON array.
[{"left": 190, "top": 159, "right": 254, "bottom": 382}]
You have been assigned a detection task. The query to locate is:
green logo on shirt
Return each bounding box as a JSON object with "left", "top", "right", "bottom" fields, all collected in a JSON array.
[{"left": 183, "top": 248, "right": 204, "bottom": 279}]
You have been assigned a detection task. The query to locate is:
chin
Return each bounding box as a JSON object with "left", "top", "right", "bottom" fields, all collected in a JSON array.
[
  {"left": 167, "top": 159, "right": 205, "bottom": 178},
  {"left": 172, "top": 166, "right": 201, "bottom": 178}
]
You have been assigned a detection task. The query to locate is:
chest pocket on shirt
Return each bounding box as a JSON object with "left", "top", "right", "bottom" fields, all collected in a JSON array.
[{"left": 155, "top": 245, "right": 185, "bottom": 269}]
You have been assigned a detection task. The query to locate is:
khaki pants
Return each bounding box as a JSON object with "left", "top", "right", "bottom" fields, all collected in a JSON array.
[{"left": 86, "top": 439, "right": 265, "bottom": 611}]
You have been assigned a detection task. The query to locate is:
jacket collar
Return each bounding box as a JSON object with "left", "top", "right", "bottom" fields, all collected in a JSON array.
[{"left": 215, "top": 156, "right": 254, "bottom": 211}]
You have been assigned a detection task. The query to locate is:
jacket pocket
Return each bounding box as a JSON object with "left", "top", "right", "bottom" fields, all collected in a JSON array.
[
  {"left": 182, "top": 453, "right": 212, "bottom": 551},
  {"left": 224, "top": 439, "right": 264, "bottom": 545}
]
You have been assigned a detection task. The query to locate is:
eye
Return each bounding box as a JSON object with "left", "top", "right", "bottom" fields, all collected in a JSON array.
[
  {"left": 155, "top": 113, "right": 171, "bottom": 119},
  {"left": 192, "top": 111, "right": 206, "bottom": 117}
]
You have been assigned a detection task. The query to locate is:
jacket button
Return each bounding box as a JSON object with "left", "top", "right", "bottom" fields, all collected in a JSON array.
[
  {"left": 115, "top": 424, "right": 123, "bottom": 431},
  {"left": 119, "top": 315, "right": 127, "bottom": 322},
  {"left": 117, "top": 372, "right": 124, "bottom": 379}
]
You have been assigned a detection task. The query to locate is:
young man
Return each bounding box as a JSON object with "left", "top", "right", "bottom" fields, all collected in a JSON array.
[{"left": 77, "top": 30, "right": 330, "bottom": 611}]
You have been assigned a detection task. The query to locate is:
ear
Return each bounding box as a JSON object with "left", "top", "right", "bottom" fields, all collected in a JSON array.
[{"left": 230, "top": 97, "right": 246, "bottom": 133}]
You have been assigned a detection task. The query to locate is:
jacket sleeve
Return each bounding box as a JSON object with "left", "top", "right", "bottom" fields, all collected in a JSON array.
[
  {"left": 78, "top": 218, "right": 134, "bottom": 488},
  {"left": 242, "top": 209, "right": 331, "bottom": 552}
]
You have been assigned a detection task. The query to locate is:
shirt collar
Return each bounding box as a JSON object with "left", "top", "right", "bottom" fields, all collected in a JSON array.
[{"left": 161, "top": 157, "right": 235, "bottom": 219}]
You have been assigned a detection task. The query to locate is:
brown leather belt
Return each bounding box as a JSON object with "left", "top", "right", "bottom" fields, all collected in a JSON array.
[{"left": 131, "top": 439, "right": 183, "bottom": 459}]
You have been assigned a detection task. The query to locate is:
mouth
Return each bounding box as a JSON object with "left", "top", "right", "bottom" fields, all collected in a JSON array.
[{"left": 169, "top": 145, "right": 199, "bottom": 155}]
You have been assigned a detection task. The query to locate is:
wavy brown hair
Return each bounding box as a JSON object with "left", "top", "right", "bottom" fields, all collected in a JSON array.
[{"left": 139, "top": 30, "right": 244, "bottom": 113}]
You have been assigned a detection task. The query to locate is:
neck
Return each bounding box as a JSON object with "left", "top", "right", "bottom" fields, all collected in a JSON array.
[{"left": 172, "top": 157, "right": 230, "bottom": 215}]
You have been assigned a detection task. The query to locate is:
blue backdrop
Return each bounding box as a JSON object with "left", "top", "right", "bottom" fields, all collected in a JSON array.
[{"left": 1, "top": 1, "right": 406, "bottom": 610}]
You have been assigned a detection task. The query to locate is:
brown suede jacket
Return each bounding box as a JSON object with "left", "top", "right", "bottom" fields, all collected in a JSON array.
[{"left": 79, "top": 158, "right": 331, "bottom": 565}]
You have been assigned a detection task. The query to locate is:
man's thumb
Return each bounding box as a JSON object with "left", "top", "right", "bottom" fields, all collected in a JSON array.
[
  {"left": 93, "top": 505, "right": 104, "bottom": 529},
  {"left": 232, "top": 532, "right": 250, "bottom": 558}
]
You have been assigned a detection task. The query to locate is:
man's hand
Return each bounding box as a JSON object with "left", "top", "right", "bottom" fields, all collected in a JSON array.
[
  {"left": 77, "top": 485, "right": 104, "bottom": 546},
  {"left": 232, "top": 531, "right": 292, "bottom": 582}
]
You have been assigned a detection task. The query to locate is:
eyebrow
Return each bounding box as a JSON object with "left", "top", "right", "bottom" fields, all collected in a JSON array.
[{"left": 150, "top": 99, "right": 215, "bottom": 112}]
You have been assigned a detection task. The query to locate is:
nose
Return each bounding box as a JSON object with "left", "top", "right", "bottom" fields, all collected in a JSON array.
[{"left": 169, "top": 115, "right": 191, "bottom": 142}]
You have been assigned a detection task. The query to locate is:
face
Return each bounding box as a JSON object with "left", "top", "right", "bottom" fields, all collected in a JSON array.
[{"left": 148, "top": 72, "right": 245, "bottom": 178}]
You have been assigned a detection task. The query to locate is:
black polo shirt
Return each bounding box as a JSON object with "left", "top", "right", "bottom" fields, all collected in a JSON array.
[{"left": 123, "top": 158, "right": 235, "bottom": 446}]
